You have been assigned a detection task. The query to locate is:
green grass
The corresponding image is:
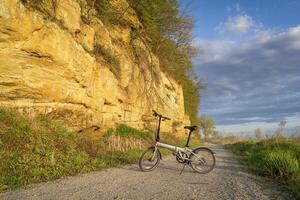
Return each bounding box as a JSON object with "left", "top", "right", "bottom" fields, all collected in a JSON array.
[
  {"left": 226, "top": 139, "right": 300, "bottom": 199},
  {"left": 105, "top": 124, "right": 152, "bottom": 140},
  {"left": 0, "top": 108, "right": 147, "bottom": 191}
]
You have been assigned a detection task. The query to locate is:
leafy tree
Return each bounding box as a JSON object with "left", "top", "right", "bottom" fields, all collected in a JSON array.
[{"left": 197, "top": 115, "right": 216, "bottom": 138}]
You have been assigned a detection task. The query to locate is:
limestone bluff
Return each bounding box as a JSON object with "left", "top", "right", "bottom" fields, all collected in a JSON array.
[{"left": 0, "top": 0, "right": 190, "bottom": 135}]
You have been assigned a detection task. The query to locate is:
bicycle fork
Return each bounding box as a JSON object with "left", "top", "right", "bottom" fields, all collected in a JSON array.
[{"left": 150, "top": 146, "right": 159, "bottom": 162}]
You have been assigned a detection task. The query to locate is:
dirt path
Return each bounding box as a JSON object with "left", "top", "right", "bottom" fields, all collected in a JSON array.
[{"left": 0, "top": 144, "right": 294, "bottom": 200}]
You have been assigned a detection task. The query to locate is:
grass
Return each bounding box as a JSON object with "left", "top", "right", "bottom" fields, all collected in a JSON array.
[
  {"left": 0, "top": 108, "right": 148, "bottom": 191},
  {"left": 226, "top": 139, "right": 300, "bottom": 199},
  {"left": 0, "top": 108, "right": 202, "bottom": 191},
  {"left": 105, "top": 124, "right": 152, "bottom": 140}
]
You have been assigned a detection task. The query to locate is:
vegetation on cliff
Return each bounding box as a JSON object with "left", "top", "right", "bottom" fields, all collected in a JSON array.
[
  {"left": 20, "top": 0, "right": 202, "bottom": 124},
  {"left": 128, "top": 0, "right": 202, "bottom": 124},
  {"left": 88, "top": 0, "right": 202, "bottom": 123}
]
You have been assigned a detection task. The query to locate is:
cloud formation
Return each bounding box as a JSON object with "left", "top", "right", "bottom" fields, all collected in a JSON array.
[
  {"left": 216, "top": 14, "right": 254, "bottom": 34},
  {"left": 194, "top": 26, "right": 300, "bottom": 127}
]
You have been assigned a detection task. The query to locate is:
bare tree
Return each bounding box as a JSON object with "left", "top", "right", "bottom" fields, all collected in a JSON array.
[
  {"left": 254, "top": 128, "right": 262, "bottom": 140},
  {"left": 198, "top": 115, "right": 216, "bottom": 139},
  {"left": 273, "top": 121, "right": 286, "bottom": 138}
]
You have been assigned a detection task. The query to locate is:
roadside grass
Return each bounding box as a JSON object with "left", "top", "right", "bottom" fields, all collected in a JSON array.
[
  {"left": 226, "top": 139, "right": 300, "bottom": 199},
  {"left": 0, "top": 108, "right": 147, "bottom": 191},
  {"left": 0, "top": 108, "right": 202, "bottom": 191}
]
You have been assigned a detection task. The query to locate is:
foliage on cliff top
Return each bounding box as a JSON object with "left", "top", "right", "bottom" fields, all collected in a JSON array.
[
  {"left": 19, "top": 0, "right": 203, "bottom": 123},
  {"left": 87, "top": 0, "right": 202, "bottom": 123},
  {"left": 128, "top": 0, "right": 202, "bottom": 123}
]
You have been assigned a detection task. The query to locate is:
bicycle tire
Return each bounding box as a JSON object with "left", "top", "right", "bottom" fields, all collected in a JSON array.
[
  {"left": 139, "top": 147, "right": 161, "bottom": 172},
  {"left": 189, "top": 147, "right": 216, "bottom": 174}
]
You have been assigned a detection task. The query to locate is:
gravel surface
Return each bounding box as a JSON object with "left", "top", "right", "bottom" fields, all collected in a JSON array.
[{"left": 0, "top": 144, "right": 295, "bottom": 200}]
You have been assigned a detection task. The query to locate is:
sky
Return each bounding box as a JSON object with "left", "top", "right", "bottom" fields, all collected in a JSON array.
[{"left": 183, "top": 0, "right": 300, "bottom": 134}]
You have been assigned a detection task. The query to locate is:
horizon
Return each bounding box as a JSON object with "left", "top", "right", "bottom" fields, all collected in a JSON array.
[{"left": 184, "top": 0, "right": 300, "bottom": 133}]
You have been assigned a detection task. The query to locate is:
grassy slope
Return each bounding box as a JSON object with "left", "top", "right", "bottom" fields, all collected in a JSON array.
[
  {"left": 0, "top": 108, "right": 201, "bottom": 191},
  {"left": 226, "top": 139, "right": 300, "bottom": 199}
]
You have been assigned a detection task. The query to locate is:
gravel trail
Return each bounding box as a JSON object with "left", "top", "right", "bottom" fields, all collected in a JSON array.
[{"left": 0, "top": 144, "right": 294, "bottom": 200}]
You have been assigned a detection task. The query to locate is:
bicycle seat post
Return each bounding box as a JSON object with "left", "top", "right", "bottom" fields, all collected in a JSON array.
[{"left": 185, "top": 130, "right": 193, "bottom": 147}]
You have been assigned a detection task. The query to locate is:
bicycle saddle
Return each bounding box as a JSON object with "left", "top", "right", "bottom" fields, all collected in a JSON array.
[{"left": 184, "top": 125, "right": 197, "bottom": 131}]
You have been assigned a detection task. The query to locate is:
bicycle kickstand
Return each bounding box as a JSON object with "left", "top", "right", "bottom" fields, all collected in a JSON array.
[{"left": 180, "top": 163, "right": 187, "bottom": 175}]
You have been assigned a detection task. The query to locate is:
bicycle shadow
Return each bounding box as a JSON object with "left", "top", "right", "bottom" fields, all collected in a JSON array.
[{"left": 121, "top": 162, "right": 197, "bottom": 175}]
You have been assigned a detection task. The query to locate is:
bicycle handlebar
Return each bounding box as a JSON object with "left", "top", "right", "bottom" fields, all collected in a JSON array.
[{"left": 152, "top": 110, "right": 171, "bottom": 120}]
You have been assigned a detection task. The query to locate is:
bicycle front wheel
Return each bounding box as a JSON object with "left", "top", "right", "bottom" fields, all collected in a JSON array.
[
  {"left": 139, "top": 147, "right": 160, "bottom": 172},
  {"left": 189, "top": 147, "right": 216, "bottom": 174}
]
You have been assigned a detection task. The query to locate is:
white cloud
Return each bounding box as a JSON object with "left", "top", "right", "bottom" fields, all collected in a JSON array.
[
  {"left": 216, "top": 14, "right": 254, "bottom": 34},
  {"left": 195, "top": 39, "right": 236, "bottom": 63},
  {"left": 287, "top": 26, "right": 300, "bottom": 49},
  {"left": 194, "top": 25, "right": 300, "bottom": 128},
  {"left": 226, "top": 3, "right": 241, "bottom": 13},
  {"left": 196, "top": 25, "right": 300, "bottom": 65}
]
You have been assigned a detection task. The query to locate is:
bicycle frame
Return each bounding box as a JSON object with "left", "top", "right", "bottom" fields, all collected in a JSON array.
[
  {"left": 154, "top": 141, "right": 204, "bottom": 163},
  {"left": 151, "top": 110, "right": 204, "bottom": 163},
  {"left": 139, "top": 111, "right": 216, "bottom": 174},
  {"left": 156, "top": 142, "right": 185, "bottom": 153}
]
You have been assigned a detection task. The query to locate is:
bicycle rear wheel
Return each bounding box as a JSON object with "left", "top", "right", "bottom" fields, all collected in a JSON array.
[
  {"left": 139, "top": 147, "right": 160, "bottom": 172},
  {"left": 189, "top": 147, "right": 215, "bottom": 174}
]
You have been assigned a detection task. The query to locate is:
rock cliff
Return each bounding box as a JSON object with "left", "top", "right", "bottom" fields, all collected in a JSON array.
[{"left": 0, "top": 0, "right": 190, "bottom": 135}]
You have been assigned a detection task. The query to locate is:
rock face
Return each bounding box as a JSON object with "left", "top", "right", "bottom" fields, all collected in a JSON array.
[{"left": 0, "top": 0, "right": 190, "bottom": 135}]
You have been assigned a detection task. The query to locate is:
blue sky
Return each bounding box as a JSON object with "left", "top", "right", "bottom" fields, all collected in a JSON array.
[{"left": 183, "top": 0, "right": 300, "bottom": 133}]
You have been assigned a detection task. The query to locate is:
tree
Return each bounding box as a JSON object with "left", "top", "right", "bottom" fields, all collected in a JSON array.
[
  {"left": 274, "top": 121, "right": 286, "bottom": 138},
  {"left": 254, "top": 128, "right": 262, "bottom": 140},
  {"left": 197, "top": 115, "right": 216, "bottom": 139}
]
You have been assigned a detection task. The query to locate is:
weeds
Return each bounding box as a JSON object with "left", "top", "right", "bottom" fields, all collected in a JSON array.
[
  {"left": 0, "top": 108, "right": 146, "bottom": 191},
  {"left": 227, "top": 139, "right": 300, "bottom": 198}
]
